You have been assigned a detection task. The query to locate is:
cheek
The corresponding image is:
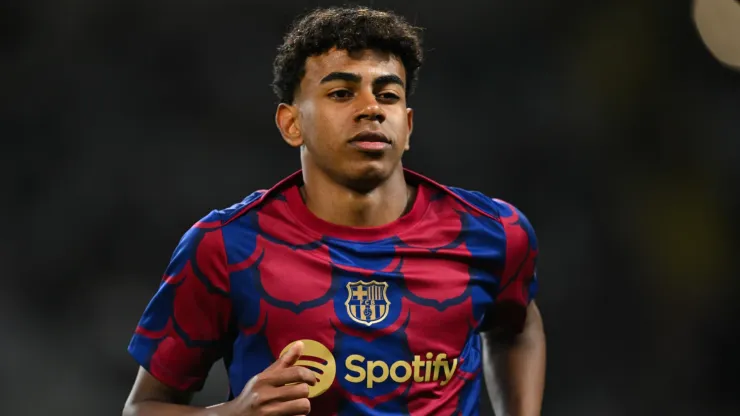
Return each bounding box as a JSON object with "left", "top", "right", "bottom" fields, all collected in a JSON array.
[
  {"left": 391, "top": 112, "right": 411, "bottom": 149},
  {"left": 315, "top": 111, "right": 345, "bottom": 145},
  {"left": 390, "top": 111, "right": 410, "bottom": 134},
  {"left": 300, "top": 106, "right": 331, "bottom": 144}
]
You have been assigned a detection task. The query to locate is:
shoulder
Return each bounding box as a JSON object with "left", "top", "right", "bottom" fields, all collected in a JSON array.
[
  {"left": 175, "top": 171, "right": 304, "bottom": 268},
  {"left": 445, "top": 186, "right": 537, "bottom": 247},
  {"left": 162, "top": 190, "right": 269, "bottom": 291},
  {"left": 181, "top": 188, "right": 268, "bottom": 233},
  {"left": 444, "top": 186, "right": 532, "bottom": 224},
  {"left": 406, "top": 169, "right": 537, "bottom": 239},
  {"left": 446, "top": 186, "right": 503, "bottom": 219},
  {"left": 198, "top": 171, "right": 303, "bottom": 229},
  {"left": 174, "top": 189, "right": 269, "bottom": 255},
  {"left": 211, "top": 189, "right": 270, "bottom": 226}
]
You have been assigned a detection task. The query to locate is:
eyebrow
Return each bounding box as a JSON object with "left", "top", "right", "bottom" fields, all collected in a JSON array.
[{"left": 319, "top": 72, "right": 405, "bottom": 89}]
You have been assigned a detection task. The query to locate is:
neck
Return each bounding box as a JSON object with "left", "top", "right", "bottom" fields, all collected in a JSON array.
[{"left": 300, "top": 166, "right": 413, "bottom": 228}]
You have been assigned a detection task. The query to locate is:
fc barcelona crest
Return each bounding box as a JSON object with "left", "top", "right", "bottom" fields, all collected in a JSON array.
[{"left": 345, "top": 280, "right": 390, "bottom": 326}]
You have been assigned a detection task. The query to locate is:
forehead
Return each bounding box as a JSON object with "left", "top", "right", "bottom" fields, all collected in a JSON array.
[{"left": 302, "top": 48, "right": 406, "bottom": 86}]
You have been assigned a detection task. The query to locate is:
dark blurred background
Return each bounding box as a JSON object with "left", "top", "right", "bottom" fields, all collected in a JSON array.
[{"left": 3, "top": 0, "right": 739, "bottom": 415}]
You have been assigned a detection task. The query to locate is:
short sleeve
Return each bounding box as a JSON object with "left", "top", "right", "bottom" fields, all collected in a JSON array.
[
  {"left": 486, "top": 199, "right": 539, "bottom": 333},
  {"left": 127, "top": 212, "right": 232, "bottom": 391}
]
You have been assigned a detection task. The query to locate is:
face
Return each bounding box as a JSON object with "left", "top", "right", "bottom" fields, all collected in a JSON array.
[{"left": 276, "top": 48, "right": 414, "bottom": 189}]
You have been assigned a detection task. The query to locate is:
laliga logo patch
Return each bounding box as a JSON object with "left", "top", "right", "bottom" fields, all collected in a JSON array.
[
  {"left": 345, "top": 280, "right": 390, "bottom": 326},
  {"left": 279, "top": 339, "right": 336, "bottom": 398}
]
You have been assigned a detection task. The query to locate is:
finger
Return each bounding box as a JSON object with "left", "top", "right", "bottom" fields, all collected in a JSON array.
[
  {"left": 261, "top": 397, "right": 311, "bottom": 416},
  {"left": 264, "top": 366, "right": 317, "bottom": 387},
  {"left": 268, "top": 341, "right": 305, "bottom": 371},
  {"left": 254, "top": 383, "right": 311, "bottom": 404}
]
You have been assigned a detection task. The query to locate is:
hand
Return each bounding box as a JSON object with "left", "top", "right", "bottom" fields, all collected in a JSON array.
[{"left": 219, "top": 341, "right": 316, "bottom": 416}]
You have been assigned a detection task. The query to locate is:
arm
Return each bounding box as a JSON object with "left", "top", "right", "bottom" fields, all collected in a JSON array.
[
  {"left": 122, "top": 215, "right": 316, "bottom": 416},
  {"left": 123, "top": 368, "right": 222, "bottom": 416},
  {"left": 482, "top": 302, "right": 546, "bottom": 416},
  {"left": 482, "top": 200, "right": 546, "bottom": 415},
  {"left": 124, "top": 344, "right": 315, "bottom": 416},
  {"left": 123, "top": 215, "right": 232, "bottom": 415}
]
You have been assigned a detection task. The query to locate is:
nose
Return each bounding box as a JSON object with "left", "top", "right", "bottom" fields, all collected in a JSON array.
[{"left": 354, "top": 91, "right": 386, "bottom": 123}]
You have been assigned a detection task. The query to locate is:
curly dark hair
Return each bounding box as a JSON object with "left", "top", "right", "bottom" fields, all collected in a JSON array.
[{"left": 272, "top": 5, "right": 424, "bottom": 104}]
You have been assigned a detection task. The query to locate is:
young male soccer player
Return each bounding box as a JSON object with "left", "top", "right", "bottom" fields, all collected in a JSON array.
[{"left": 123, "top": 6, "right": 546, "bottom": 416}]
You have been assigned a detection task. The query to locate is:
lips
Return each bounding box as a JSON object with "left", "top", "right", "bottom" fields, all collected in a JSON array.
[
  {"left": 349, "top": 131, "right": 391, "bottom": 144},
  {"left": 348, "top": 131, "right": 392, "bottom": 152}
]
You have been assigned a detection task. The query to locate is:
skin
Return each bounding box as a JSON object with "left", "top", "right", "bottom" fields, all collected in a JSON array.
[
  {"left": 275, "top": 48, "right": 415, "bottom": 228},
  {"left": 483, "top": 302, "right": 547, "bottom": 416},
  {"left": 123, "top": 47, "right": 546, "bottom": 416},
  {"left": 123, "top": 342, "right": 315, "bottom": 416}
]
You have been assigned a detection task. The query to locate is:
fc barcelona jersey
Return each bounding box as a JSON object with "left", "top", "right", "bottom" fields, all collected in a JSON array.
[{"left": 128, "top": 168, "right": 539, "bottom": 415}]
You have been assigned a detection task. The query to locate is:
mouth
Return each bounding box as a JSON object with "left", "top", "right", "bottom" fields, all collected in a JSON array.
[{"left": 348, "top": 131, "right": 391, "bottom": 151}]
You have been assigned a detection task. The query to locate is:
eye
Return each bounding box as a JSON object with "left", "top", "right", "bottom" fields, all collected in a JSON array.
[
  {"left": 377, "top": 92, "right": 401, "bottom": 102},
  {"left": 328, "top": 89, "right": 353, "bottom": 100}
]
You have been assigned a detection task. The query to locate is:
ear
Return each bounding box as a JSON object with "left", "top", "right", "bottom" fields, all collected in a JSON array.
[
  {"left": 405, "top": 107, "right": 414, "bottom": 151},
  {"left": 275, "top": 103, "right": 303, "bottom": 147}
]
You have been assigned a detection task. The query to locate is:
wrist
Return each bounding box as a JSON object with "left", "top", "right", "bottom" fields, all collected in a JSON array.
[{"left": 204, "top": 402, "right": 230, "bottom": 416}]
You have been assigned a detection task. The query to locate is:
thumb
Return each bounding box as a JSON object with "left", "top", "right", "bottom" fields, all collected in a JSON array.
[{"left": 272, "top": 340, "right": 305, "bottom": 370}]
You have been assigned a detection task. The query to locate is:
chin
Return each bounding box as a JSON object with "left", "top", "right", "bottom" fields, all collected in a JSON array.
[{"left": 340, "top": 161, "right": 396, "bottom": 192}]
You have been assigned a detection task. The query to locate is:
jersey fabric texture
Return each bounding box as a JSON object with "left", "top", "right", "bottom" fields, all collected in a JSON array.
[{"left": 128, "top": 168, "right": 539, "bottom": 415}]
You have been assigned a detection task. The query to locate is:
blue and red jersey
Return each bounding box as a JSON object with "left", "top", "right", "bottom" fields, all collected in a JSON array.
[{"left": 128, "top": 169, "right": 538, "bottom": 415}]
